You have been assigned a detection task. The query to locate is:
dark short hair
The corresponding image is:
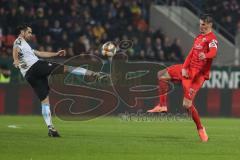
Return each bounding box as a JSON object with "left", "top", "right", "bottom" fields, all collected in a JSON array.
[
  {"left": 16, "top": 23, "right": 31, "bottom": 35},
  {"left": 200, "top": 14, "right": 213, "bottom": 23}
]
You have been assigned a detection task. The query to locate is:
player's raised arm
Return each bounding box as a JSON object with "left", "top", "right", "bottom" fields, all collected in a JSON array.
[
  {"left": 34, "top": 50, "right": 66, "bottom": 58},
  {"left": 205, "top": 40, "right": 218, "bottom": 59},
  {"left": 199, "top": 40, "right": 218, "bottom": 60}
]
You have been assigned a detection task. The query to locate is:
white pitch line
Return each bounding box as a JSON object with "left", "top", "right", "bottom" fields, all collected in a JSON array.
[{"left": 7, "top": 125, "right": 21, "bottom": 129}]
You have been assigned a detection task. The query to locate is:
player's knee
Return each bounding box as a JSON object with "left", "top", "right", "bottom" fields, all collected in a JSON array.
[
  {"left": 157, "top": 69, "right": 169, "bottom": 80},
  {"left": 41, "top": 96, "right": 49, "bottom": 104},
  {"left": 183, "top": 102, "right": 191, "bottom": 109},
  {"left": 182, "top": 98, "right": 192, "bottom": 109},
  {"left": 157, "top": 70, "right": 164, "bottom": 79}
]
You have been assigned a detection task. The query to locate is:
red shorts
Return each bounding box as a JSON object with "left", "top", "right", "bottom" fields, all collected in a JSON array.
[{"left": 166, "top": 64, "right": 205, "bottom": 100}]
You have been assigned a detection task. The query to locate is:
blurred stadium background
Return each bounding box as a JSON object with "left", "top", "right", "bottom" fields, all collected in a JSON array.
[
  {"left": 1, "top": 1, "right": 240, "bottom": 160},
  {"left": 0, "top": 0, "right": 240, "bottom": 117}
]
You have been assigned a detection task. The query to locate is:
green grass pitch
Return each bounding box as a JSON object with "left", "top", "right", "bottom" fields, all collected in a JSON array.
[{"left": 0, "top": 116, "right": 239, "bottom": 160}]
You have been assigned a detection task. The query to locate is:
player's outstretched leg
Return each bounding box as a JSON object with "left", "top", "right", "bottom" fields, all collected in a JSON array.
[
  {"left": 41, "top": 97, "right": 60, "bottom": 137},
  {"left": 147, "top": 70, "right": 169, "bottom": 113},
  {"left": 183, "top": 98, "right": 208, "bottom": 142},
  {"left": 64, "top": 66, "right": 110, "bottom": 84}
]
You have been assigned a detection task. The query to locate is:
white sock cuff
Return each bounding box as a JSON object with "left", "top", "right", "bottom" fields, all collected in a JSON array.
[
  {"left": 41, "top": 103, "right": 52, "bottom": 126},
  {"left": 42, "top": 103, "right": 50, "bottom": 110},
  {"left": 67, "top": 66, "right": 87, "bottom": 76}
]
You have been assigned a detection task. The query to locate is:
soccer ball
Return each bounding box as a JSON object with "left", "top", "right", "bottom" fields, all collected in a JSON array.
[{"left": 101, "top": 41, "right": 117, "bottom": 57}]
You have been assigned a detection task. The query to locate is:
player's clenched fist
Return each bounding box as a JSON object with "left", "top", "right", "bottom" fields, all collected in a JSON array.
[{"left": 56, "top": 50, "right": 66, "bottom": 57}]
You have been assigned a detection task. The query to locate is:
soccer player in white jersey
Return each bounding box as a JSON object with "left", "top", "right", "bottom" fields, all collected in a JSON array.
[{"left": 13, "top": 24, "right": 107, "bottom": 137}]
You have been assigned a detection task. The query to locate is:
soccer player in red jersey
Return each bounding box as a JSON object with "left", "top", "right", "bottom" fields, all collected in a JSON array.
[{"left": 147, "top": 14, "right": 218, "bottom": 142}]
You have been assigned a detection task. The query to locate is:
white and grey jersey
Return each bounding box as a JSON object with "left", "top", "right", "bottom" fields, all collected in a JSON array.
[{"left": 13, "top": 37, "right": 39, "bottom": 76}]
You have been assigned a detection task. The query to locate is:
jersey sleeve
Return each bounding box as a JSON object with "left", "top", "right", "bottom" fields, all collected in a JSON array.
[
  {"left": 13, "top": 38, "right": 22, "bottom": 50},
  {"left": 205, "top": 38, "right": 218, "bottom": 59}
]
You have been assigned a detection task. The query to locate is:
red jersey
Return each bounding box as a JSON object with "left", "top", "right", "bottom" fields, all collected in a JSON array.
[{"left": 183, "top": 31, "right": 218, "bottom": 80}]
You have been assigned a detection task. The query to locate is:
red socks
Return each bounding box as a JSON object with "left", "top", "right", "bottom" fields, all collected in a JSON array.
[
  {"left": 188, "top": 105, "right": 203, "bottom": 130},
  {"left": 160, "top": 95, "right": 167, "bottom": 106},
  {"left": 159, "top": 80, "right": 168, "bottom": 107}
]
